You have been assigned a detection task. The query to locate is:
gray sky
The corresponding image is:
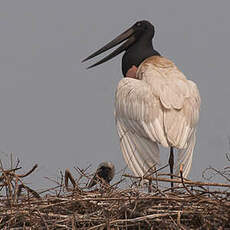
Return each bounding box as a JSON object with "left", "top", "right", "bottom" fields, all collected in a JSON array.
[{"left": 0, "top": 0, "right": 229, "bottom": 188}]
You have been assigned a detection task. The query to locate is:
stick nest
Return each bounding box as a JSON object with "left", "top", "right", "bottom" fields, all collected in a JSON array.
[{"left": 0, "top": 158, "right": 230, "bottom": 229}]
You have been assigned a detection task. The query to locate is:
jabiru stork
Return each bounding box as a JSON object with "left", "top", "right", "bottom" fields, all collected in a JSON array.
[
  {"left": 83, "top": 20, "right": 200, "bottom": 187},
  {"left": 88, "top": 161, "right": 115, "bottom": 188}
]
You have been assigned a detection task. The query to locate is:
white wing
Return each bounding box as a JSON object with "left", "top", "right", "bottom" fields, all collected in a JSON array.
[
  {"left": 115, "top": 78, "right": 164, "bottom": 176},
  {"left": 115, "top": 56, "right": 200, "bottom": 178},
  {"left": 175, "top": 131, "right": 196, "bottom": 177}
]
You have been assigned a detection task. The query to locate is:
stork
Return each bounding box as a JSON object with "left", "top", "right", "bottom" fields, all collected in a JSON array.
[
  {"left": 83, "top": 20, "right": 200, "bottom": 187},
  {"left": 88, "top": 162, "right": 115, "bottom": 188}
]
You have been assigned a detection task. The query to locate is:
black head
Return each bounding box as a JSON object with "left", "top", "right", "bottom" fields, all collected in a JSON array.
[
  {"left": 131, "top": 20, "right": 155, "bottom": 41},
  {"left": 87, "top": 162, "right": 115, "bottom": 188},
  {"left": 82, "top": 20, "right": 160, "bottom": 75}
]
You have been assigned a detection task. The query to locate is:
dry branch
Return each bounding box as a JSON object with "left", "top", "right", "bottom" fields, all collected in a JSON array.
[{"left": 123, "top": 174, "right": 230, "bottom": 188}]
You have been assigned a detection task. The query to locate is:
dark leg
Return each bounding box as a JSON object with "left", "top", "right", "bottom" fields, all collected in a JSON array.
[{"left": 169, "top": 147, "right": 174, "bottom": 189}]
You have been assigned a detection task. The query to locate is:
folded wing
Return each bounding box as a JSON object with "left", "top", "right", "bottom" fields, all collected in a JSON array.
[
  {"left": 115, "top": 56, "right": 200, "bottom": 178},
  {"left": 115, "top": 78, "right": 166, "bottom": 176}
]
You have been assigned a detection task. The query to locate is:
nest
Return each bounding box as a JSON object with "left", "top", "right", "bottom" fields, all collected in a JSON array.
[{"left": 0, "top": 157, "right": 230, "bottom": 229}]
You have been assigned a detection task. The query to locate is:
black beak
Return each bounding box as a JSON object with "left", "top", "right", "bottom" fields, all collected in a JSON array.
[{"left": 82, "top": 26, "right": 136, "bottom": 69}]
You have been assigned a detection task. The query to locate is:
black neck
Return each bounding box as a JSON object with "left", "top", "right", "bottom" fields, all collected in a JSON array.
[{"left": 122, "top": 38, "right": 160, "bottom": 76}]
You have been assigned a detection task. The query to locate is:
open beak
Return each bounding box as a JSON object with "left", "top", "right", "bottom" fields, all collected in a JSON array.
[{"left": 82, "top": 26, "right": 136, "bottom": 69}]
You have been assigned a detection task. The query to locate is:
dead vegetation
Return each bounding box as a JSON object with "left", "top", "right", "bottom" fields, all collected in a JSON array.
[{"left": 0, "top": 155, "right": 229, "bottom": 229}]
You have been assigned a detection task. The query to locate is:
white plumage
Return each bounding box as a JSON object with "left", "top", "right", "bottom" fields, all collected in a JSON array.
[{"left": 115, "top": 56, "right": 200, "bottom": 178}]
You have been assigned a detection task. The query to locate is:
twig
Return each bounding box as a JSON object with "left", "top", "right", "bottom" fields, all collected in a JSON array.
[
  {"left": 180, "top": 165, "right": 194, "bottom": 196},
  {"left": 35, "top": 209, "right": 49, "bottom": 230},
  {"left": 17, "top": 164, "right": 38, "bottom": 178},
  {"left": 123, "top": 174, "right": 230, "bottom": 188},
  {"left": 65, "top": 169, "right": 80, "bottom": 192},
  {"left": 0, "top": 167, "right": 22, "bottom": 181},
  {"left": 204, "top": 166, "right": 230, "bottom": 183},
  {"left": 17, "top": 184, "right": 40, "bottom": 199}
]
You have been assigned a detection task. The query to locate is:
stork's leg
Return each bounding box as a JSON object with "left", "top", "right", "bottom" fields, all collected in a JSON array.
[{"left": 169, "top": 147, "right": 174, "bottom": 189}]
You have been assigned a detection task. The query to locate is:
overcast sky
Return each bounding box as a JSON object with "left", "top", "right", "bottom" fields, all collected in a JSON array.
[{"left": 0, "top": 0, "right": 229, "bottom": 189}]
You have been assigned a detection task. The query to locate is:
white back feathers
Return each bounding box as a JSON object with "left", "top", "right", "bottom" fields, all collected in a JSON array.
[{"left": 115, "top": 56, "right": 200, "bottom": 178}]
